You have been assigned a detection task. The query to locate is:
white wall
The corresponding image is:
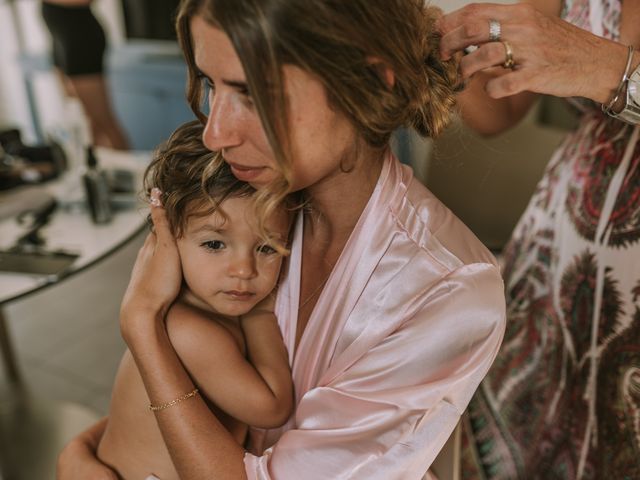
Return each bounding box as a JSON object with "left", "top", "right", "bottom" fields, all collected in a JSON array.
[{"left": 0, "top": 2, "right": 31, "bottom": 136}]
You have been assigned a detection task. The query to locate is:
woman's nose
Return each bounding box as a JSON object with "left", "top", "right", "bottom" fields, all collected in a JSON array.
[
  {"left": 228, "top": 253, "right": 257, "bottom": 280},
  {"left": 202, "top": 91, "right": 242, "bottom": 151}
]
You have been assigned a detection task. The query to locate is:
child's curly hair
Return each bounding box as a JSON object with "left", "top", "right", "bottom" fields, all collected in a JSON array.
[{"left": 143, "top": 120, "right": 256, "bottom": 238}]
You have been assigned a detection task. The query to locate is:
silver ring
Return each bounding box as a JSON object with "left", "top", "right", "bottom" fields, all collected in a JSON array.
[{"left": 489, "top": 19, "right": 501, "bottom": 42}]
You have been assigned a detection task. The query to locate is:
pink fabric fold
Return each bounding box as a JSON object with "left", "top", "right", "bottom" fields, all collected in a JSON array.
[{"left": 244, "top": 153, "right": 506, "bottom": 479}]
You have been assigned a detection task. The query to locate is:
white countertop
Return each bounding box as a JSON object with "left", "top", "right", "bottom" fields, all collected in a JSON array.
[{"left": 0, "top": 148, "right": 151, "bottom": 305}]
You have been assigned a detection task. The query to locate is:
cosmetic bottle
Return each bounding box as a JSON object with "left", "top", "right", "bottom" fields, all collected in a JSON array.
[{"left": 82, "top": 146, "right": 112, "bottom": 224}]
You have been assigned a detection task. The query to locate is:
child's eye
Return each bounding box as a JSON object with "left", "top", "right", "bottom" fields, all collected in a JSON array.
[
  {"left": 257, "top": 244, "right": 277, "bottom": 255},
  {"left": 202, "top": 240, "right": 225, "bottom": 251}
]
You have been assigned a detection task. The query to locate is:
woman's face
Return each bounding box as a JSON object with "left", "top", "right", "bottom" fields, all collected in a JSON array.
[{"left": 190, "top": 15, "right": 358, "bottom": 191}]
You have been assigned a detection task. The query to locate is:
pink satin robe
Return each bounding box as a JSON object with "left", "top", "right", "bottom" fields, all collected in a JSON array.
[{"left": 244, "top": 153, "right": 506, "bottom": 479}]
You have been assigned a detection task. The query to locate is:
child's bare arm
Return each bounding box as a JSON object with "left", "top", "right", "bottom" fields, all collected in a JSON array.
[
  {"left": 239, "top": 305, "right": 293, "bottom": 422},
  {"left": 166, "top": 303, "right": 293, "bottom": 429}
]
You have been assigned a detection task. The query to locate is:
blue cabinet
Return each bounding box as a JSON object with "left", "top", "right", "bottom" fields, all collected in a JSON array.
[{"left": 107, "top": 41, "right": 194, "bottom": 150}]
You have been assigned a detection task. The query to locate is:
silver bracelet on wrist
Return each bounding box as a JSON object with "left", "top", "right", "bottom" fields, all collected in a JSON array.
[
  {"left": 609, "top": 64, "right": 640, "bottom": 125},
  {"left": 602, "top": 44, "right": 635, "bottom": 115}
]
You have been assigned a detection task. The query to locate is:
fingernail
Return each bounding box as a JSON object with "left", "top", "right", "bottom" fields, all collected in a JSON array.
[{"left": 150, "top": 188, "right": 162, "bottom": 207}]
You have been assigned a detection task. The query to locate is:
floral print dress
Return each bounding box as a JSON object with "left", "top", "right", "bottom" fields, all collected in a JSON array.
[{"left": 461, "top": 0, "right": 640, "bottom": 478}]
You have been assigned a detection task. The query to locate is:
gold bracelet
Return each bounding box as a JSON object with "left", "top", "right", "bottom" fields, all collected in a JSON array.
[{"left": 148, "top": 388, "right": 199, "bottom": 412}]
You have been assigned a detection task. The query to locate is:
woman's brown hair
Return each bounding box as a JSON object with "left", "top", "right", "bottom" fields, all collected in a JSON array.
[{"left": 176, "top": 0, "right": 459, "bottom": 229}]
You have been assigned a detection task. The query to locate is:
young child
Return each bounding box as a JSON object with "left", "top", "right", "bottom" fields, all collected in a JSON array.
[{"left": 96, "top": 120, "right": 294, "bottom": 480}]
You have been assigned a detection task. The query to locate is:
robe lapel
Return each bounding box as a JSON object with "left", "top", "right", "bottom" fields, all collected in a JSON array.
[{"left": 289, "top": 154, "right": 408, "bottom": 398}]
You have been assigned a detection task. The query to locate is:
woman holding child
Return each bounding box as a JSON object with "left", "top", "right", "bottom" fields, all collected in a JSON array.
[{"left": 58, "top": 0, "right": 506, "bottom": 478}]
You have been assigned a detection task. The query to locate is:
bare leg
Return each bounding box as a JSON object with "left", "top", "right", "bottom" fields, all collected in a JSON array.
[
  {"left": 42, "top": 0, "right": 128, "bottom": 149},
  {"left": 62, "top": 73, "right": 129, "bottom": 150}
]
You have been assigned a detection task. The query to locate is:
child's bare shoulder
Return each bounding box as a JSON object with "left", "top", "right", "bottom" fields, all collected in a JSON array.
[
  {"left": 165, "top": 301, "right": 245, "bottom": 355},
  {"left": 166, "top": 300, "right": 214, "bottom": 322}
]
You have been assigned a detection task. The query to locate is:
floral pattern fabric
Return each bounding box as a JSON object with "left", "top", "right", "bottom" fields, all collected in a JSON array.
[{"left": 461, "top": 0, "right": 640, "bottom": 478}]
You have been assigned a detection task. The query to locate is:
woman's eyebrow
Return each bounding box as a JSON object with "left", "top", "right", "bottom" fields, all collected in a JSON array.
[
  {"left": 223, "top": 79, "right": 249, "bottom": 90},
  {"left": 194, "top": 68, "right": 246, "bottom": 88}
]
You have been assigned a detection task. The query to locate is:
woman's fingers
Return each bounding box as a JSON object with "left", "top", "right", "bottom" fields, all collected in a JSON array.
[
  {"left": 120, "top": 188, "right": 182, "bottom": 327},
  {"left": 56, "top": 440, "right": 120, "bottom": 480},
  {"left": 438, "top": 3, "right": 492, "bottom": 36},
  {"left": 459, "top": 42, "right": 513, "bottom": 78},
  {"left": 134, "top": 232, "right": 158, "bottom": 272},
  {"left": 439, "top": 3, "right": 527, "bottom": 59},
  {"left": 484, "top": 69, "right": 532, "bottom": 99},
  {"left": 149, "top": 188, "right": 173, "bottom": 246},
  {"left": 440, "top": 2, "right": 616, "bottom": 101}
]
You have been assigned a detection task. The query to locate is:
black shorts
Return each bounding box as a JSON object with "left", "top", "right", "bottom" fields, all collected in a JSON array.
[{"left": 41, "top": 2, "right": 106, "bottom": 76}]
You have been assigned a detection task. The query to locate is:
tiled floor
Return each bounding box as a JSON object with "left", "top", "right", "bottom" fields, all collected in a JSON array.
[{"left": 0, "top": 231, "right": 145, "bottom": 416}]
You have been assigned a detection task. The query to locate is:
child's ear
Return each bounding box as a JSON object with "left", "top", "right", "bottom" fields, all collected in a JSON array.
[{"left": 366, "top": 56, "right": 395, "bottom": 89}]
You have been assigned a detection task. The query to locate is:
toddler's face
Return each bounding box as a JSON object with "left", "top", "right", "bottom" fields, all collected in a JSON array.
[{"left": 176, "top": 196, "right": 289, "bottom": 317}]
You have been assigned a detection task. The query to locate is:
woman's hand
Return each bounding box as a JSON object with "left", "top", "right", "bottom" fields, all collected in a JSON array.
[
  {"left": 438, "top": 2, "right": 629, "bottom": 103},
  {"left": 120, "top": 188, "right": 182, "bottom": 341},
  {"left": 57, "top": 446, "right": 119, "bottom": 480},
  {"left": 56, "top": 419, "right": 119, "bottom": 480}
]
